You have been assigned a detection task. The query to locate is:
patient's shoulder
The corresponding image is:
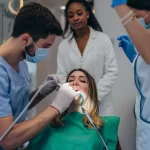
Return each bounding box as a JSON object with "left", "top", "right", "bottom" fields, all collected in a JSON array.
[
  {"left": 100, "top": 116, "right": 120, "bottom": 149},
  {"left": 100, "top": 116, "right": 120, "bottom": 136},
  {"left": 102, "top": 116, "right": 120, "bottom": 124},
  {"left": 102, "top": 116, "right": 120, "bottom": 130}
]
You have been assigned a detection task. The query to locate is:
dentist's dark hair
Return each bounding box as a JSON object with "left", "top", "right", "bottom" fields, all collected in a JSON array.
[
  {"left": 63, "top": 0, "right": 102, "bottom": 38},
  {"left": 11, "top": 2, "right": 63, "bottom": 42},
  {"left": 127, "top": 0, "right": 150, "bottom": 10}
]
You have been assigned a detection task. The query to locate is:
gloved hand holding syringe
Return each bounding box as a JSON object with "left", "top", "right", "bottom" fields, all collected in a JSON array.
[{"left": 0, "top": 75, "right": 80, "bottom": 143}]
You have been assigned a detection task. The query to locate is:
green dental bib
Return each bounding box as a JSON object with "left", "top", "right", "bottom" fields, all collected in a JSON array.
[{"left": 28, "top": 112, "right": 120, "bottom": 150}]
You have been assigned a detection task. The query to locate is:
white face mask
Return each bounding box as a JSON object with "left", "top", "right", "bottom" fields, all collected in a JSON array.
[{"left": 25, "top": 38, "right": 50, "bottom": 63}]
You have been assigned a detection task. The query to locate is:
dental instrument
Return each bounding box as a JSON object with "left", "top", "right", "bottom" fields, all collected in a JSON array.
[{"left": 79, "top": 94, "right": 109, "bottom": 150}]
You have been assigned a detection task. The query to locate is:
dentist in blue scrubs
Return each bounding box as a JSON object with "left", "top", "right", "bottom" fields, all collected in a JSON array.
[
  {"left": 111, "top": 0, "right": 150, "bottom": 149},
  {"left": 0, "top": 2, "right": 80, "bottom": 150}
]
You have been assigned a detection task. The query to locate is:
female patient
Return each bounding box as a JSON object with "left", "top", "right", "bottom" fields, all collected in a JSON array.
[{"left": 27, "top": 69, "right": 120, "bottom": 150}]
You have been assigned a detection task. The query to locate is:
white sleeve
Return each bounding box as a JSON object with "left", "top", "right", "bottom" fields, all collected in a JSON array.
[
  {"left": 97, "top": 38, "right": 118, "bottom": 102},
  {"left": 56, "top": 44, "right": 68, "bottom": 84}
]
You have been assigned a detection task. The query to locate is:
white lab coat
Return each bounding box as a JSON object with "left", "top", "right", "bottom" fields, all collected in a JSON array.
[
  {"left": 133, "top": 55, "right": 150, "bottom": 150},
  {"left": 57, "top": 27, "right": 118, "bottom": 116}
]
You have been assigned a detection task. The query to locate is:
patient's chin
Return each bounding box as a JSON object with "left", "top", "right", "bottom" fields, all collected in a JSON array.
[
  {"left": 72, "top": 97, "right": 81, "bottom": 105},
  {"left": 72, "top": 95, "right": 86, "bottom": 105},
  {"left": 74, "top": 95, "right": 79, "bottom": 101}
]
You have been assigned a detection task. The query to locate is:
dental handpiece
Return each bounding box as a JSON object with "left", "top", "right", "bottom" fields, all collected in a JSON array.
[
  {"left": 79, "top": 95, "right": 109, "bottom": 150},
  {"left": 81, "top": 107, "right": 109, "bottom": 150}
]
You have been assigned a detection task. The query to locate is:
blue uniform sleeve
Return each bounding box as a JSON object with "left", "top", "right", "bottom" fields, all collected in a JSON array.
[{"left": 0, "top": 66, "right": 12, "bottom": 117}]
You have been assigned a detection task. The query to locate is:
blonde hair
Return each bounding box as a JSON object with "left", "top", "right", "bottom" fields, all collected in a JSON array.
[{"left": 52, "top": 69, "right": 103, "bottom": 129}]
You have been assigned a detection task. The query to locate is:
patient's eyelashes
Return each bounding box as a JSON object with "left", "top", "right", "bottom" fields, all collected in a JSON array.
[
  {"left": 68, "top": 79, "right": 86, "bottom": 83},
  {"left": 80, "top": 80, "right": 86, "bottom": 83},
  {"left": 68, "top": 80, "right": 73, "bottom": 82}
]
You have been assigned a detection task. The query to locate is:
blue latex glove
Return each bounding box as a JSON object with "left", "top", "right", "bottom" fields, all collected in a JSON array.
[
  {"left": 111, "top": 0, "right": 127, "bottom": 8},
  {"left": 117, "top": 35, "right": 137, "bottom": 63}
]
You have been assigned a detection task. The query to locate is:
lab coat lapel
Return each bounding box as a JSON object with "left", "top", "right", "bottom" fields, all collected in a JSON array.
[
  {"left": 83, "top": 27, "right": 96, "bottom": 57},
  {"left": 70, "top": 27, "right": 97, "bottom": 57},
  {"left": 71, "top": 37, "right": 81, "bottom": 57}
]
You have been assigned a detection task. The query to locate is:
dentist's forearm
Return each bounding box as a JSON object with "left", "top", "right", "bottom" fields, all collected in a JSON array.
[
  {"left": 115, "top": 5, "right": 150, "bottom": 64},
  {"left": 0, "top": 106, "right": 59, "bottom": 149}
]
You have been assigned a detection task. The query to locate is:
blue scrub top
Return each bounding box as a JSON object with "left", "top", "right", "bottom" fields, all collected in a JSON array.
[
  {"left": 133, "top": 55, "right": 150, "bottom": 150},
  {"left": 0, "top": 56, "right": 30, "bottom": 150},
  {"left": 134, "top": 55, "right": 150, "bottom": 122}
]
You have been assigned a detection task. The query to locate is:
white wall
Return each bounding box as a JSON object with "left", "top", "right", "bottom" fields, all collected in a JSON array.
[
  {"left": 0, "top": 0, "right": 14, "bottom": 43},
  {"left": 94, "top": 1, "right": 136, "bottom": 150}
]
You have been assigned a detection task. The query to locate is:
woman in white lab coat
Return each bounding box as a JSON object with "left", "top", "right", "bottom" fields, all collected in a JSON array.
[{"left": 57, "top": 0, "right": 118, "bottom": 116}]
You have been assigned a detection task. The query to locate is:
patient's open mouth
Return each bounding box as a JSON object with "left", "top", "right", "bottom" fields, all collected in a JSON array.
[
  {"left": 72, "top": 86, "right": 80, "bottom": 92},
  {"left": 72, "top": 88, "right": 79, "bottom": 92}
]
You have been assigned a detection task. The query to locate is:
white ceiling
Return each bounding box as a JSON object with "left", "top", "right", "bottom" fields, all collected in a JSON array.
[
  {"left": 0, "top": 0, "right": 66, "bottom": 13},
  {"left": 24, "top": 0, "right": 67, "bottom": 10},
  {"left": 0, "top": 0, "right": 67, "bottom": 6},
  {"left": 40, "top": 0, "right": 67, "bottom": 6}
]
